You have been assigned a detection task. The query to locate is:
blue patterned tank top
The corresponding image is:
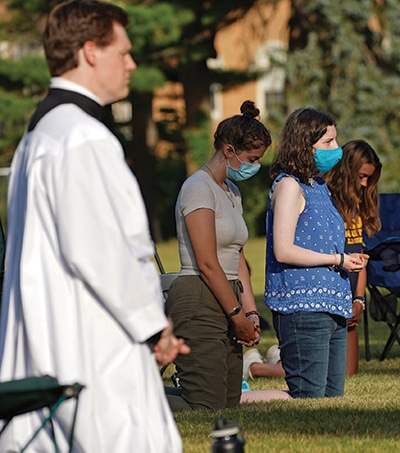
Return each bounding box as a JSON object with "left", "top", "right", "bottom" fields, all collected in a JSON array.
[{"left": 264, "top": 173, "right": 352, "bottom": 318}]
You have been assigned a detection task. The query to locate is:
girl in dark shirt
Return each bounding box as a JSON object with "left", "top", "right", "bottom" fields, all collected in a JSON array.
[{"left": 325, "top": 139, "right": 382, "bottom": 375}]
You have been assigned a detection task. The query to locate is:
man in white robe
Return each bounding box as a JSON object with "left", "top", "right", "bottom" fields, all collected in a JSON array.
[{"left": 0, "top": 1, "right": 188, "bottom": 452}]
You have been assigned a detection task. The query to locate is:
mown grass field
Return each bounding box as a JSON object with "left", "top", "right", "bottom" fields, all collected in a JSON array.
[{"left": 155, "top": 238, "right": 400, "bottom": 453}]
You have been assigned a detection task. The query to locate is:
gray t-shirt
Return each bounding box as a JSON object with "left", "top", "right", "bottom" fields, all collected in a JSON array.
[{"left": 175, "top": 169, "right": 248, "bottom": 280}]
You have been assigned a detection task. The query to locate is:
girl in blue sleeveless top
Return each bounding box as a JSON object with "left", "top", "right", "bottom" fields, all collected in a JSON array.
[{"left": 264, "top": 108, "right": 368, "bottom": 398}]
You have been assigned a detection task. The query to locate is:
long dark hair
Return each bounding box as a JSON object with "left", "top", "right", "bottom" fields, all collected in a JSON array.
[
  {"left": 270, "top": 107, "right": 336, "bottom": 183},
  {"left": 325, "top": 139, "right": 382, "bottom": 237}
]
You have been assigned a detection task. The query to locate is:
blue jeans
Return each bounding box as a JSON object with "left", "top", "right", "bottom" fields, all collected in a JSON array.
[{"left": 273, "top": 311, "right": 347, "bottom": 398}]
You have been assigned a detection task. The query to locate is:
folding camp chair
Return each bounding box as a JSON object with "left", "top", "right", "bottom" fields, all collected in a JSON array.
[
  {"left": 364, "top": 193, "right": 400, "bottom": 361},
  {"left": 0, "top": 375, "right": 85, "bottom": 453},
  {"left": 154, "top": 247, "right": 179, "bottom": 378}
]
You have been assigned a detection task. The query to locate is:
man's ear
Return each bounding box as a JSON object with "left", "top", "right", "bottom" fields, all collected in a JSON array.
[{"left": 81, "top": 41, "right": 97, "bottom": 66}]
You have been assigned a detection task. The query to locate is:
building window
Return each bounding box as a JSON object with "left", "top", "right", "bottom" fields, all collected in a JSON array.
[
  {"left": 254, "top": 40, "right": 287, "bottom": 118},
  {"left": 265, "top": 91, "right": 285, "bottom": 111},
  {"left": 210, "top": 83, "right": 223, "bottom": 121}
]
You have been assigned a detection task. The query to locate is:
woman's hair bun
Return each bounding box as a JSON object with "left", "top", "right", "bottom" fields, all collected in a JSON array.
[{"left": 240, "top": 100, "right": 260, "bottom": 119}]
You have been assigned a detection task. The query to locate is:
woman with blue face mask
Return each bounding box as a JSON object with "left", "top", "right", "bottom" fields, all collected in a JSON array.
[
  {"left": 264, "top": 107, "right": 369, "bottom": 399},
  {"left": 165, "top": 100, "right": 282, "bottom": 411}
]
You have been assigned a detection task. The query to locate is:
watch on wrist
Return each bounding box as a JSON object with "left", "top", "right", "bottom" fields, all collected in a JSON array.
[
  {"left": 227, "top": 305, "right": 242, "bottom": 318},
  {"left": 353, "top": 296, "right": 365, "bottom": 303},
  {"left": 145, "top": 330, "right": 163, "bottom": 352}
]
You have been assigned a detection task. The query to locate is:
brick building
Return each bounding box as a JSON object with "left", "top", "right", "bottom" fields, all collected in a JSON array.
[{"left": 152, "top": 0, "right": 291, "bottom": 136}]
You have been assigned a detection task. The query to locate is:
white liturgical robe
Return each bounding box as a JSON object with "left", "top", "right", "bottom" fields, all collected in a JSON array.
[{"left": 0, "top": 86, "right": 182, "bottom": 452}]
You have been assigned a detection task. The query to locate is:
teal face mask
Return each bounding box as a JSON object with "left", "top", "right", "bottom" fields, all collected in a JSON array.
[
  {"left": 226, "top": 150, "right": 261, "bottom": 182},
  {"left": 314, "top": 147, "right": 343, "bottom": 173}
]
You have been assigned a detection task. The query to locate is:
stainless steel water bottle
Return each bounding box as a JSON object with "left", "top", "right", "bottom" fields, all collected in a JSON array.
[{"left": 210, "top": 418, "right": 245, "bottom": 452}]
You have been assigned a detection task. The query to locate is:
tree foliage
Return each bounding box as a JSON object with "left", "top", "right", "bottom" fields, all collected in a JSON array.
[
  {"left": 0, "top": 0, "right": 262, "bottom": 239},
  {"left": 125, "top": 0, "right": 260, "bottom": 149},
  {"left": 285, "top": 0, "right": 400, "bottom": 193},
  {"left": 0, "top": 54, "right": 49, "bottom": 165},
  {"left": 120, "top": 0, "right": 261, "bottom": 238},
  {"left": 1, "top": 0, "right": 399, "bottom": 238}
]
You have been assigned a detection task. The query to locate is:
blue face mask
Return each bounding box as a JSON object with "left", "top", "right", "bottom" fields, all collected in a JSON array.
[
  {"left": 314, "top": 147, "right": 343, "bottom": 173},
  {"left": 226, "top": 150, "right": 261, "bottom": 181}
]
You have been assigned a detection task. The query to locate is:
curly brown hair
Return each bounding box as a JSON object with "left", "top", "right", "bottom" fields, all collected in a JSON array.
[
  {"left": 213, "top": 100, "right": 272, "bottom": 153},
  {"left": 44, "top": 0, "right": 129, "bottom": 77},
  {"left": 270, "top": 107, "right": 336, "bottom": 183},
  {"left": 324, "top": 140, "right": 382, "bottom": 237}
]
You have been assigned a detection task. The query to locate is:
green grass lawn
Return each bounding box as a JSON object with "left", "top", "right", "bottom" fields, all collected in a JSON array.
[{"left": 156, "top": 237, "right": 400, "bottom": 452}]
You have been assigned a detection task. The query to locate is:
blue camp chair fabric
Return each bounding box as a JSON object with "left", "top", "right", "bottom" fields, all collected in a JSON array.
[
  {"left": 364, "top": 193, "right": 400, "bottom": 360},
  {"left": 0, "top": 218, "right": 5, "bottom": 306}
]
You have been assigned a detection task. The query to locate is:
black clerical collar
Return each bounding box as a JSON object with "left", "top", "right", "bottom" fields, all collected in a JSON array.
[{"left": 28, "top": 88, "right": 104, "bottom": 132}]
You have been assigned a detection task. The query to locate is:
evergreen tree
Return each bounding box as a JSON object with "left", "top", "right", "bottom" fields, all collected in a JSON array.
[
  {"left": 286, "top": 0, "right": 400, "bottom": 192},
  {"left": 0, "top": 0, "right": 260, "bottom": 239},
  {"left": 0, "top": 0, "right": 50, "bottom": 165},
  {"left": 125, "top": 1, "right": 260, "bottom": 238},
  {"left": 2, "top": 0, "right": 399, "bottom": 237}
]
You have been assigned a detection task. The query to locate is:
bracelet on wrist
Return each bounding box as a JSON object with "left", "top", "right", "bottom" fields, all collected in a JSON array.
[
  {"left": 245, "top": 310, "right": 260, "bottom": 318},
  {"left": 330, "top": 254, "right": 337, "bottom": 269},
  {"left": 339, "top": 253, "right": 345, "bottom": 270},
  {"left": 353, "top": 296, "right": 366, "bottom": 311},
  {"left": 335, "top": 253, "right": 344, "bottom": 271}
]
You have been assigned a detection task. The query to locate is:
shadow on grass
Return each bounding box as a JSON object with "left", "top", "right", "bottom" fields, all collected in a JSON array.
[
  {"left": 360, "top": 365, "right": 400, "bottom": 376},
  {"left": 238, "top": 405, "right": 400, "bottom": 439},
  {"left": 175, "top": 403, "right": 400, "bottom": 441}
]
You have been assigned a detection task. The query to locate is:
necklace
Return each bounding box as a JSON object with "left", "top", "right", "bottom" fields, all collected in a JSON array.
[{"left": 204, "top": 165, "right": 235, "bottom": 208}]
